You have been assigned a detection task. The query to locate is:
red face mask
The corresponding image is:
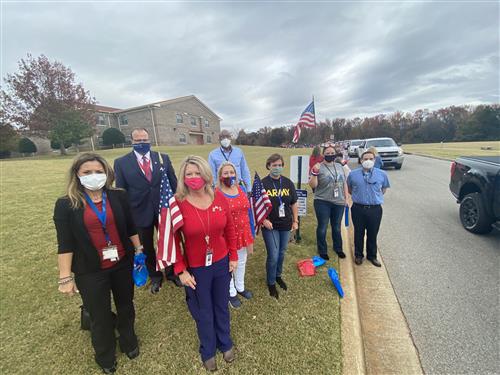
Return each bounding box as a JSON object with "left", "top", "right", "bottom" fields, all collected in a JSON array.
[{"left": 185, "top": 176, "right": 205, "bottom": 190}]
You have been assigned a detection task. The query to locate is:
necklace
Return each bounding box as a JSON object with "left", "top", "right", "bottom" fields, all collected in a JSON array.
[
  {"left": 193, "top": 205, "right": 211, "bottom": 248},
  {"left": 87, "top": 190, "right": 103, "bottom": 202}
]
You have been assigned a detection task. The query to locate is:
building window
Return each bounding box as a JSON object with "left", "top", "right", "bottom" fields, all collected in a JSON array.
[
  {"left": 204, "top": 119, "right": 209, "bottom": 127},
  {"left": 207, "top": 135, "right": 212, "bottom": 144},
  {"left": 179, "top": 133, "right": 187, "bottom": 144},
  {"left": 176, "top": 113, "right": 183, "bottom": 123},
  {"left": 96, "top": 114, "right": 106, "bottom": 126},
  {"left": 119, "top": 114, "right": 128, "bottom": 126},
  {"left": 190, "top": 117, "right": 197, "bottom": 126}
]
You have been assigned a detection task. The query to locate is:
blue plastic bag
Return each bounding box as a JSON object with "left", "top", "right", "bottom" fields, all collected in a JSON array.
[
  {"left": 133, "top": 253, "right": 149, "bottom": 287},
  {"left": 328, "top": 267, "right": 344, "bottom": 298},
  {"left": 312, "top": 255, "right": 326, "bottom": 267}
]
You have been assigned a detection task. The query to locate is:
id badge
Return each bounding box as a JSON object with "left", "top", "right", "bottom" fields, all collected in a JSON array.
[
  {"left": 333, "top": 187, "right": 339, "bottom": 198},
  {"left": 102, "top": 245, "right": 119, "bottom": 262},
  {"left": 205, "top": 249, "right": 213, "bottom": 267},
  {"left": 278, "top": 203, "right": 285, "bottom": 218}
]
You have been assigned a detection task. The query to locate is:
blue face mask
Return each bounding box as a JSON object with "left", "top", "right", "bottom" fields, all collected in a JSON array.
[{"left": 133, "top": 142, "right": 151, "bottom": 155}]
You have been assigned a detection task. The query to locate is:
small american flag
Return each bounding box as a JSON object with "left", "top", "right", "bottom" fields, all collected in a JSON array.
[
  {"left": 156, "top": 164, "right": 183, "bottom": 270},
  {"left": 251, "top": 172, "right": 273, "bottom": 227},
  {"left": 292, "top": 100, "right": 316, "bottom": 143}
]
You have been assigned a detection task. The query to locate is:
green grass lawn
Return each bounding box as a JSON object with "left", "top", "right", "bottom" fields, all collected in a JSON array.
[
  {"left": 0, "top": 145, "right": 342, "bottom": 374},
  {"left": 403, "top": 141, "right": 500, "bottom": 160}
]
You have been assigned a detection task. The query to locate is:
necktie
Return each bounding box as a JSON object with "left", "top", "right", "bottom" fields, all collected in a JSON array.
[{"left": 142, "top": 156, "right": 152, "bottom": 182}]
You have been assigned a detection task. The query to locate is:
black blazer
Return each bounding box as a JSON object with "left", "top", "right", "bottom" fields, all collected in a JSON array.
[
  {"left": 53, "top": 189, "right": 138, "bottom": 275},
  {"left": 113, "top": 151, "right": 177, "bottom": 228}
]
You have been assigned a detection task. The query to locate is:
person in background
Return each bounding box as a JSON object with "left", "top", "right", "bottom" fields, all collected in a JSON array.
[
  {"left": 309, "top": 145, "right": 324, "bottom": 175},
  {"left": 216, "top": 161, "right": 255, "bottom": 309},
  {"left": 114, "top": 128, "right": 181, "bottom": 293},
  {"left": 174, "top": 156, "right": 238, "bottom": 372},
  {"left": 208, "top": 129, "right": 252, "bottom": 192},
  {"left": 54, "top": 153, "right": 142, "bottom": 374},
  {"left": 309, "top": 145, "right": 348, "bottom": 261},
  {"left": 347, "top": 150, "right": 390, "bottom": 267},
  {"left": 261, "top": 154, "right": 298, "bottom": 299},
  {"left": 368, "top": 147, "right": 384, "bottom": 169}
]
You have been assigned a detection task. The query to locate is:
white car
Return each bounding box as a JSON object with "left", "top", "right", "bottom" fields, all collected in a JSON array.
[
  {"left": 348, "top": 139, "right": 364, "bottom": 157},
  {"left": 357, "top": 137, "right": 404, "bottom": 169}
]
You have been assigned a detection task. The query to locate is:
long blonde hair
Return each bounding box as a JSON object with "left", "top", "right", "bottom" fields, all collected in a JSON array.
[
  {"left": 176, "top": 155, "right": 214, "bottom": 201},
  {"left": 216, "top": 161, "right": 238, "bottom": 189},
  {"left": 66, "top": 152, "right": 115, "bottom": 209}
]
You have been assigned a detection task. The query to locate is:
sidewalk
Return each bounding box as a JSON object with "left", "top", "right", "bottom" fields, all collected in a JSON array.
[{"left": 340, "top": 222, "right": 423, "bottom": 375}]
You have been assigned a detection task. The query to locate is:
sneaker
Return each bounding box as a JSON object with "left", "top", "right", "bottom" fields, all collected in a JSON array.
[
  {"left": 228, "top": 296, "right": 242, "bottom": 309},
  {"left": 237, "top": 290, "right": 253, "bottom": 299},
  {"left": 354, "top": 257, "right": 363, "bottom": 265},
  {"left": 268, "top": 284, "right": 279, "bottom": 299},
  {"left": 203, "top": 357, "right": 217, "bottom": 372},
  {"left": 276, "top": 277, "right": 287, "bottom": 291},
  {"left": 223, "top": 347, "right": 235, "bottom": 363}
]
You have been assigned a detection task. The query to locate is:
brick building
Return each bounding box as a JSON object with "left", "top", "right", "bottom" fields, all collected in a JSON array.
[{"left": 93, "top": 95, "right": 221, "bottom": 146}]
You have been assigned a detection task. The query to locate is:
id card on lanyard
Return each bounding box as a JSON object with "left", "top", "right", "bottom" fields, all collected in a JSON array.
[
  {"left": 85, "top": 191, "right": 119, "bottom": 262},
  {"left": 325, "top": 164, "right": 340, "bottom": 199},
  {"left": 273, "top": 177, "right": 286, "bottom": 218}
]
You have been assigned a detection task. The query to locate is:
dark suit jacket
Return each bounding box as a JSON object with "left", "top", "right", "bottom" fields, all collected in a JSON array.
[
  {"left": 113, "top": 151, "right": 177, "bottom": 228},
  {"left": 53, "top": 189, "right": 137, "bottom": 275}
]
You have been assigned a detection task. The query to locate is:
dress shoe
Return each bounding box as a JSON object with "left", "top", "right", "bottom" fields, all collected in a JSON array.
[
  {"left": 126, "top": 347, "right": 140, "bottom": 360},
  {"left": 223, "top": 347, "right": 235, "bottom": 363},
  {"left": 369, "top": 258, "right": 382, "bottom": 267},
  {"left": 101, "top": 361, "right": 117, "bottom": 374},
  {"left": 276, "top": 277, "right": 287, "bottom": 291},
  {"left": 150, "top": 280, "right": 162, "bottom": 294},
  {"left": 319, "top": 254, "right": 330, "bottom": 261},
  {"left": 268, "top": 284, "right": 279, "bottom": 299},
  {"left": 228, "top": 295, "right": 242, "bottom": 309},
  {"left": 354, "top": 257, "right": 363, "bottom": 265},
  {"left": 337, "top": 251, "right": 346, "bottom": 259},
  {"left": 203, "top": 357, "right": 217, "bottom": 371},
  {"left": 237, "top": 289, "right": 253, "bottom": 299}
]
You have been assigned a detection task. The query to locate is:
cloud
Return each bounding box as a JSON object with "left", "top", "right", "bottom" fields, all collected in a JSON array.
[{"left": 2, "top": 2, "right": 498, "bottom": 131}]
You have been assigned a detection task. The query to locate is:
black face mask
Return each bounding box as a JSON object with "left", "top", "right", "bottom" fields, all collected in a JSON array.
[{"left": 324, "top": 155, "right": 335, "bottom": 163}]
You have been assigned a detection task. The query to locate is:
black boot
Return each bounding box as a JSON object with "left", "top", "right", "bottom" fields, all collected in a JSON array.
[{"left": 268, "top": 284, "right": 279, "bottom": 299}]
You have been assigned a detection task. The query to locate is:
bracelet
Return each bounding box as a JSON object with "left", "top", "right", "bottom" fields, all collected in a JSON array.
[
  {"left": 58, "top": 276, "right": 74, "bottom": 285},
  {"left": 135, "top": 245, "right": 144, "bottom": 252},
  {"left": 311, "top": 171, "right": 319, "bottom": 176}
]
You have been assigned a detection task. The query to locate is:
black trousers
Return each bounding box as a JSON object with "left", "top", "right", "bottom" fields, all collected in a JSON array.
[
  {"left": 351, "top": 203, "right": 383, "bottom": 260},
  {"left": 137, "top": 224, "right": 175, "bottom": 283},
  {"left": 75, "top": 259, "right": 137, "bottom": 368}
]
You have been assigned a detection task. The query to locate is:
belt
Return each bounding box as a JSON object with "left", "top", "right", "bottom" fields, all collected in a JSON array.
[{"left": 353, "top": 203, "right": 381, "bottom": 209}]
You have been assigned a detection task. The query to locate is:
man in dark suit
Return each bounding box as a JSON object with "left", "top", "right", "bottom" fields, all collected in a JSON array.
[{"left": 114, "top": 128, "right": 181, "bottom": 293}]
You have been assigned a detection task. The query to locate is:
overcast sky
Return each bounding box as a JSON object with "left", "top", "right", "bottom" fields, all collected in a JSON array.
[{"left": 2, "top": 1, "right": 499, "bottom": 131}]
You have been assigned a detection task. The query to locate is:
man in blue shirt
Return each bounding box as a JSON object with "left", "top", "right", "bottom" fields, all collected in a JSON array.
[
  {"left": 208, "top": 129, "right": 251, "bottom": 191},
  {"left": 347, "top": 150, "right": 390, "bottom": 267}
]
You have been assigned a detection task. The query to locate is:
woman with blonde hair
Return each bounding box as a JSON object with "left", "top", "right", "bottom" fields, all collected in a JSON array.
[
  {"left": 173, "top": 155, "right": 238, "bottom": 372},
  {"left": 53, "top": 152, "right": 143, "bottom": 374},
  {"left": 216, "top": 161, "right": 254, "bottom": 309}
]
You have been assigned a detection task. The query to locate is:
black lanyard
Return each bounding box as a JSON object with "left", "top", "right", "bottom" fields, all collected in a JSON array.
[
  {"left": 85, "top": 191, "right": 111, "bottom": 244},
  {"left": 324, "top": 163, "right": 339, "bottom": 182},
  {"left": 271, "top": 176, "right": 283, "bottom": 206},
  {"left": 220, "top": 147, "right": 232, "bottom": 162}
]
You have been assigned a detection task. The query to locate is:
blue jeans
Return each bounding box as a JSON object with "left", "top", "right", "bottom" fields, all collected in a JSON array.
[
  {"left": 262, "top": 228, "right": 291, "bottom": 285},
  {"left": 314, "top": 199, "right": 345, "bottom": 256}
]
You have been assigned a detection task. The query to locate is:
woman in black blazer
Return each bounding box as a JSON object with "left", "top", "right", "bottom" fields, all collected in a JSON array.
[{"left": 54, "top": 152, "right": 143, "bottom": 374}]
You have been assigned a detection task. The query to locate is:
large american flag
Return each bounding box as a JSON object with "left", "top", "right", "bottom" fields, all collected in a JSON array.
[
  {"left": 251, "top": 172, "right": 273, "bottom": 227},
  {"left": 156, "top": 165, "right": 183, "bottom": 270},
  {"left": 292, "top": 100, "right": 316, "bottom": 143}
]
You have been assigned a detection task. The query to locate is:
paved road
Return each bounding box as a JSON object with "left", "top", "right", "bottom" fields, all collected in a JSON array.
[{"left": 373, "top": 155, "right": 499, "bottom": 375}]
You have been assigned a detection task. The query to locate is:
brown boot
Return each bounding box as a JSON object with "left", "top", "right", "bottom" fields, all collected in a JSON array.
[
  {"left": 203, "top": 357, "right": 217, "bottom": 371},
  {"left": 223, "top": 347, "right": 235, "bottom": 363}
]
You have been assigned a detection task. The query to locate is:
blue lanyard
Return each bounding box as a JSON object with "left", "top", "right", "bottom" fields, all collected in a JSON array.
[
  {"left": 84, "top": 191, "right": 111, "bottom": 244},
  {"left": 220, "top": 147, "right": 232, "bottom": 162},
  {"left": 271, "top": 176, "right": 283, "bottom": 206}
]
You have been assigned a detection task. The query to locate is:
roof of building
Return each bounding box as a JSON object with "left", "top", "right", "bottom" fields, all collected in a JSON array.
[{"left": 94, "top": 105, "right": 122, "bottom": 113}]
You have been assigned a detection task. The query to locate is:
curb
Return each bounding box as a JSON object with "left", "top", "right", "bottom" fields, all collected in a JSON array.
[{"left": 340, "top": 222, "right": 366, "bottom": 375}]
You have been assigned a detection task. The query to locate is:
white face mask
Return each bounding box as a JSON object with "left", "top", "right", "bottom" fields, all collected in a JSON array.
[
  {"left": 79, "top": 173, "right": 107, "bottom": 191},
  {"left": 362, "top": 160, "right": 375, "bottom": 170},
  {"left": 220, "top": 138, "right": 231, "bottom": 148}
]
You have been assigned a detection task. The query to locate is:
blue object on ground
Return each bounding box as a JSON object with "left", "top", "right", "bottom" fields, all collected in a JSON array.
[
  {"left": 345, "top": 206, "right": 349, "bottom": 227},
  {"left": 328, "top": 267, "right": 344, "bottom": 298},
  {"left": 133, "top": 253, "right": 149, "bottom": 287},
  {"left": 312, "top": 255, "right": 327, "bottom": 267}
]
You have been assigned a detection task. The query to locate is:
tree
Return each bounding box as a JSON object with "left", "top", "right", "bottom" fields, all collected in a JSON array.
[
  {"left": 18, "top": 137, "right": 37, "bottom": 155},
  {"left": 50, "top": 109, "right": 93, "bottom": 152},
  {"left": 0, "top": 124, "right": 20, "bottom": 158},
  {"left": 102, "top": 127, "right": 126, "bottom": 146},
  {"left": 1, "top": 54, "right": 96, "bottom": 154}
]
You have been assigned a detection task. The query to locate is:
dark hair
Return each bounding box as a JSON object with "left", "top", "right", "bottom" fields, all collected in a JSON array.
[
  {"left": 266, "top": 153, "right": 284, "bottom": 170},
  {"left": 322, "top": 145, "right": 336, "bottom": 154},
  {"left": 130, "top": 128, "right": 149, "bottom": 138}
]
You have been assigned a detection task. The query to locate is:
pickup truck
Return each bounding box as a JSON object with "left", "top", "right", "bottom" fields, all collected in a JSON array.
[
  {"left": 357, "top": 137, "right": 405, "bottom": 169},
  {"left": 449, "top": 156, "right": 500, "bottom": 234}
]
